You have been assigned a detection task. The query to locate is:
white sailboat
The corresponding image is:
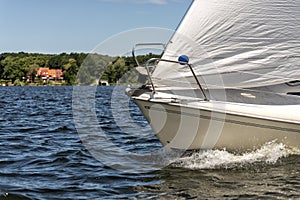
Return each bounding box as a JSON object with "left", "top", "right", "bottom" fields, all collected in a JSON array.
[{"left": 126, "top": 0, "right": 300, "bottom": 152}]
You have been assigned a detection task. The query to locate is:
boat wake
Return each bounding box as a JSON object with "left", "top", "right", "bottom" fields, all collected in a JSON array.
[{"left": 171, "top": 141, "right": 300, "bottom": 170}]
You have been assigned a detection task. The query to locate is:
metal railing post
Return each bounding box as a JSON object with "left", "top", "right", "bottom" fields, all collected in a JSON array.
[{"left": 145, "top": 58, "right": 209, "bottom": 101}]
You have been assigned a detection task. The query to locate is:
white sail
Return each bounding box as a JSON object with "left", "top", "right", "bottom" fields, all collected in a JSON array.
[{"left": 152, "top": 0, "right": 300, "bottom": 89}]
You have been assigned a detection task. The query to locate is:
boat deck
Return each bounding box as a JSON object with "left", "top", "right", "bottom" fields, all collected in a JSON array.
[
  {"left": 218, "top": 89, "right": 300, "bottom": 105},
  {"left": 154, "top": 87, "right": 300, "bottom": 106}
]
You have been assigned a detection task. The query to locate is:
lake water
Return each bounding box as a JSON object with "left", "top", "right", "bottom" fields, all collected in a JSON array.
[{"left": 0, "top": 86, "right": 299, "bottom": 199}]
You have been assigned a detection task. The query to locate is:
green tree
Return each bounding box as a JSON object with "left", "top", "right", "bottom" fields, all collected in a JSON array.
[
  {"left": 63, "top": 59, "right": 79, "bottom": 85},
  {"left": 47, "top": 53, "right": 69, "bottom": 69},
  {"left": 27, "top": 64, "right": 39, "bottom": 82},
  {"left": 1, "top": 56, "right": 24, "bottom": 83}
]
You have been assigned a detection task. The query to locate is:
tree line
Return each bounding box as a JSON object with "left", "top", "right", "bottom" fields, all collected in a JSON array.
[{"left": 0, "top": 52, "right": 160, "bottom": 86}]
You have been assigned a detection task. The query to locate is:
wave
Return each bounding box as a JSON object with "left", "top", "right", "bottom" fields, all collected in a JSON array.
[{"left": 171, "top": 141, "right": 300, "bottom": 170}]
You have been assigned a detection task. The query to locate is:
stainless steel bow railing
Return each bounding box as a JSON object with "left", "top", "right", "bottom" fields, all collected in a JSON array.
[{"left": 145, "top": 58, "right": 209, "bottom": 101}]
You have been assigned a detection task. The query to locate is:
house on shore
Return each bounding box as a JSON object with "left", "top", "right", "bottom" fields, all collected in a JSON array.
[{"left": 36, "top": 68, "right": 63, "bottom": 82}]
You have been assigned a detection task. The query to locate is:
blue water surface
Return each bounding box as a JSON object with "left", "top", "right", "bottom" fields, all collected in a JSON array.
[{"left": 0, "top": 86, "right": 299, "bottom": 200}]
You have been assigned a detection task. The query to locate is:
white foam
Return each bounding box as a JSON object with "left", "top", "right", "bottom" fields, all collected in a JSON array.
[{"left": 171, "top": 141, "right": 300, "bottom": 169}]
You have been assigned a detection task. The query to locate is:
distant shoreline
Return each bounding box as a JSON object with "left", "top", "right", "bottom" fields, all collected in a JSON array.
[{"left": 0, "top": 52, "right": 160, "bottom": 86}]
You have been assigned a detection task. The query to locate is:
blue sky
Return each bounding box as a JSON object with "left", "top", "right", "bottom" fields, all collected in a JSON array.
[{"left": 0, "top": 0, "right": 193, "bottom": 54}]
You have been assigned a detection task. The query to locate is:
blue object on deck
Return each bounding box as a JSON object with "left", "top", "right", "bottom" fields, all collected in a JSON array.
[{"left": 178, "top": 55, "right": 189, "bottom": 64}]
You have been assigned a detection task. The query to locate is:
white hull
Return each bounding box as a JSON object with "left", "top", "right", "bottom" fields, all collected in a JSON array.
[
  {"left": 127, "top": 0, "right": 300, "bottom": 153},
  {"left": 132, "top": 94, "right": 300, "bottom": 152}
]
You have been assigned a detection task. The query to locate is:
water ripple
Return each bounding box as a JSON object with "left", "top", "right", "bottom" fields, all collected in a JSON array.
[{"left": 0, "top": 86, "right": 299, "bottom": 199}]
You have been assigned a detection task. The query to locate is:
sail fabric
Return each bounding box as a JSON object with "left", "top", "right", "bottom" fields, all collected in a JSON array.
[{"left": 152, "top": 0, "right": 300, "bottom": 89}]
